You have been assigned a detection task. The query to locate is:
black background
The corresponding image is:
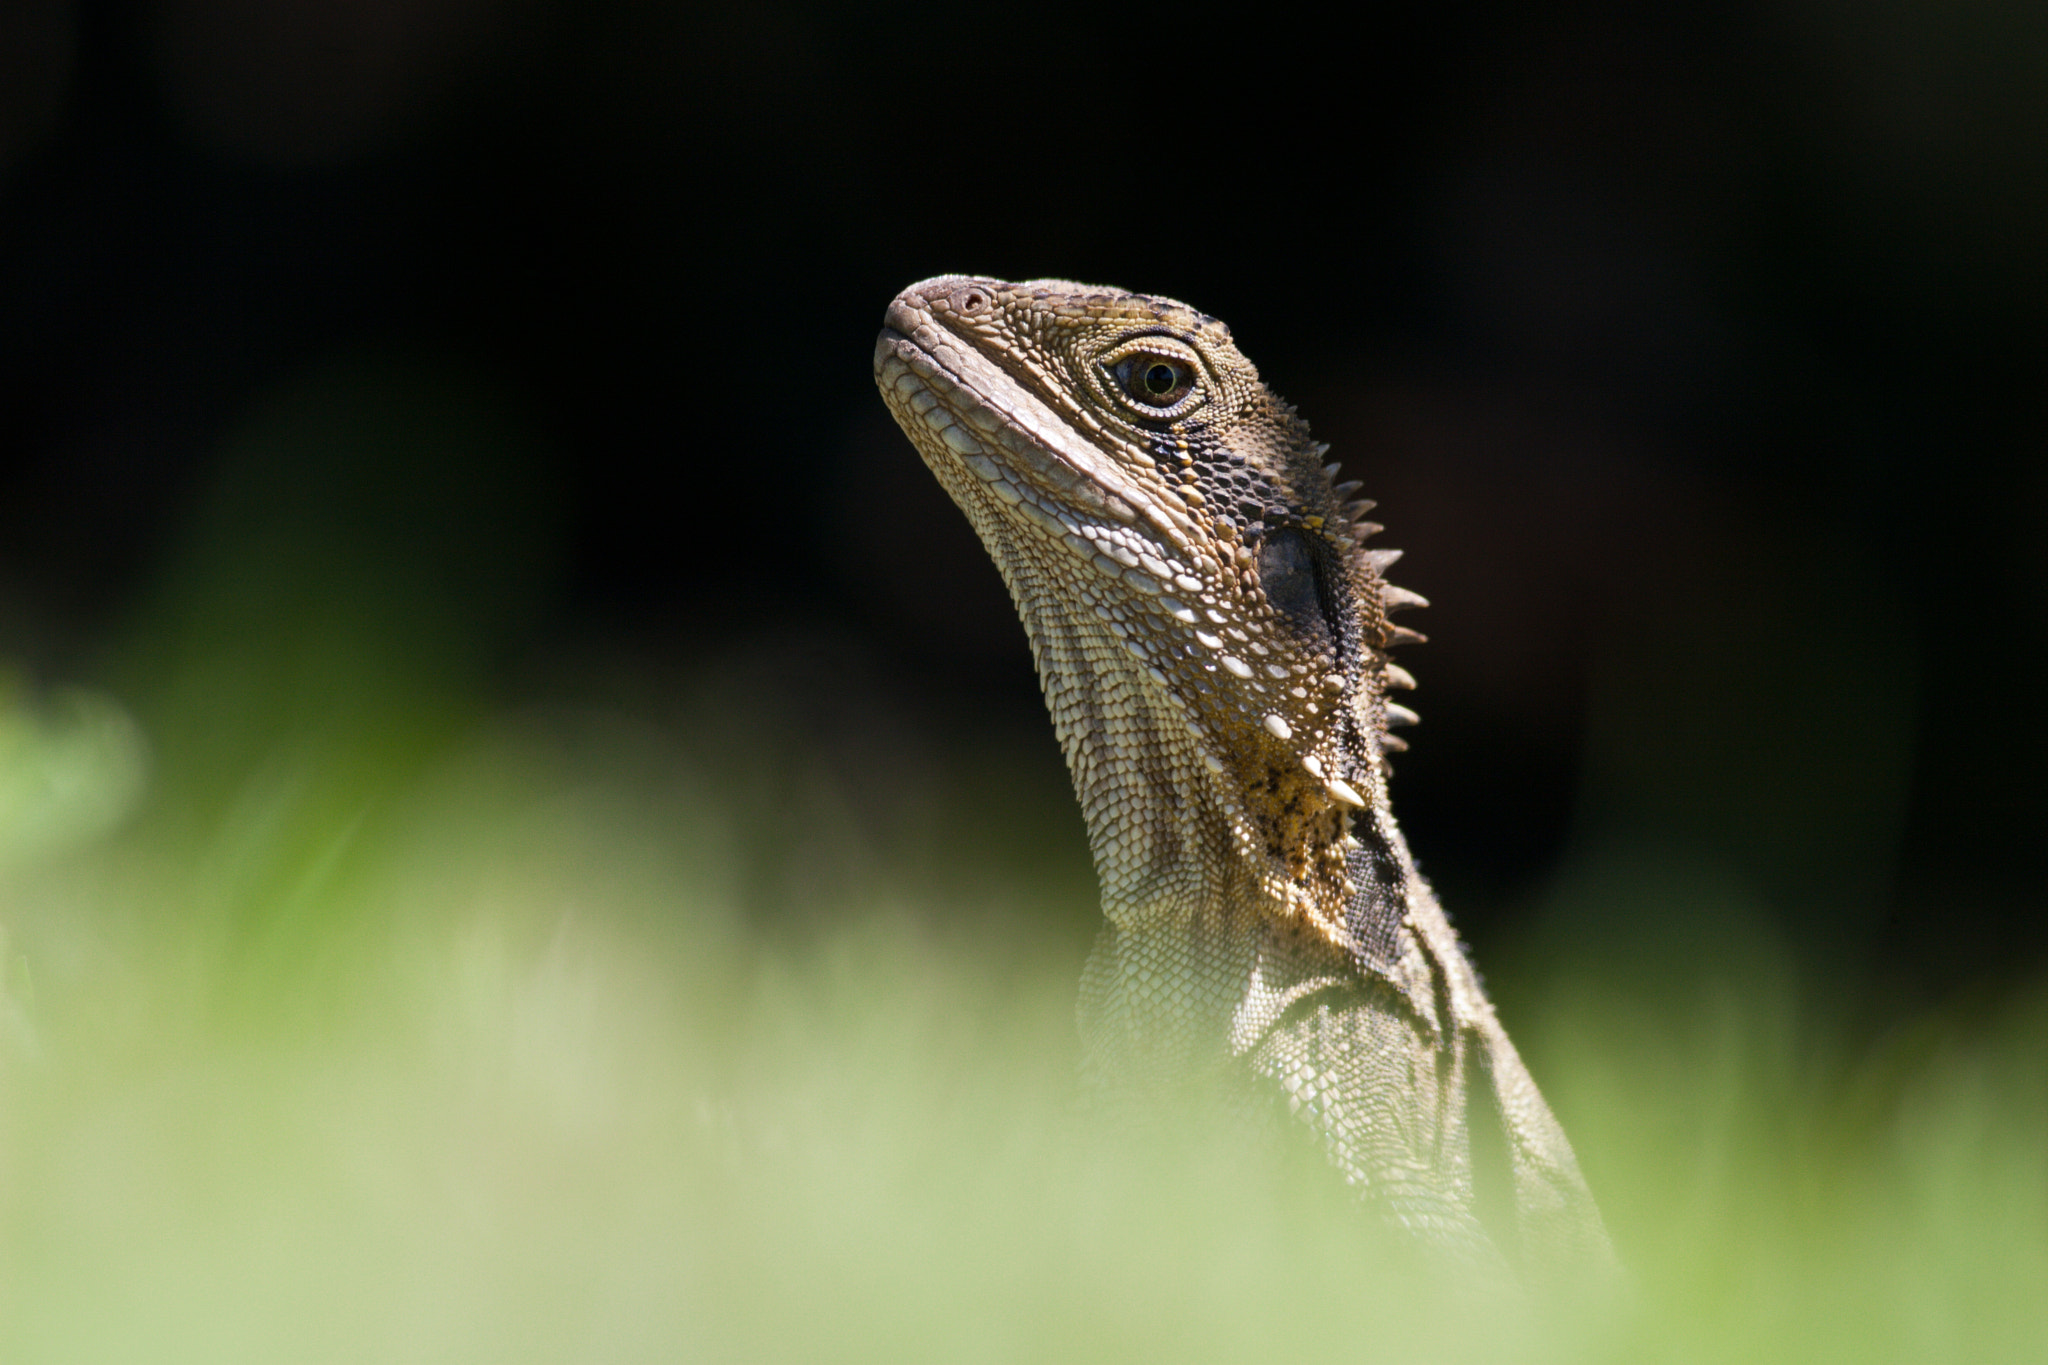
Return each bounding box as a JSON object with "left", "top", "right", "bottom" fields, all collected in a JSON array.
[{"left": 3, "top": 1, "right": 2043, "bottom": 1025}]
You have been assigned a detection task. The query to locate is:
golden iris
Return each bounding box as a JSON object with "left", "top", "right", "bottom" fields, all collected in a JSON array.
[{"left": 1120, "top": 355, "right": 1194, "bottom": 407}]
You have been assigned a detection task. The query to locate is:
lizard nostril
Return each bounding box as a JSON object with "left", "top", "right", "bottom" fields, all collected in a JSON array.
[
  {"left": 883, "top": 295, "right": 926, "bottom": 336},
  {"left": 950, "top": 284, "right": 989, "bottom": 315}
]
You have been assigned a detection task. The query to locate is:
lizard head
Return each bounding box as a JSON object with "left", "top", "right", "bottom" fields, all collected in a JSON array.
[{"left": 875, "top": 276, "right": 1423, "bottom": 927}]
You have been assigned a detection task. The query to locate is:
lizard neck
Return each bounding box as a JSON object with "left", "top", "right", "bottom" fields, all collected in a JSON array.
[{"left": 1011, "top": 567, "right": 1419, "bottom": 1087}]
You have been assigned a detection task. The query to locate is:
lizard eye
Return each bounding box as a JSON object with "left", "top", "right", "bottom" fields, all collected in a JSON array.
[
  {"left": 1097, "top": 338, "right": 1207, "bottom": 418},
  {"left": 1115, "top": 355, "right": 1196, "bottom": 407}
]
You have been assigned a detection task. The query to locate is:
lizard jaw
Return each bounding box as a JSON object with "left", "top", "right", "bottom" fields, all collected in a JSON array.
[{"left": 874, "top": 286, "right": 1198, "bottom": 556}]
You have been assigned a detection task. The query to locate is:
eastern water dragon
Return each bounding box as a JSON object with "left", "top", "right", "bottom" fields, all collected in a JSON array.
[{"left": 873, "top": 276, "right": 1612, "bottom": 1277}]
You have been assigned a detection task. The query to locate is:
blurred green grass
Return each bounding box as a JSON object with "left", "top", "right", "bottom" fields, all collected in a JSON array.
[
  {"left": 1, "top": 360, "right": 2042, "bottom": 1361},
  {"left": 3, "top": 649, "right": 2042, "bottom": 1363}
]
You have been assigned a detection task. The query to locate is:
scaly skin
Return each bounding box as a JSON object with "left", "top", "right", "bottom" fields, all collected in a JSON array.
[{"left": 873, "top": 276, "right": 1610, "bottom": 1274}]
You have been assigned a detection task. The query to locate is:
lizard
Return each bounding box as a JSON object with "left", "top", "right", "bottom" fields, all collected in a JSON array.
[{"left": 872, "top": 275, "right": 1612, "bottom": 1276}]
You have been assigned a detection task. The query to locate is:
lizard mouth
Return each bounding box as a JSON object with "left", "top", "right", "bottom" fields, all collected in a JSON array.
[{"left": 873, "top": 296, "right": 1193, "bottom": 548}]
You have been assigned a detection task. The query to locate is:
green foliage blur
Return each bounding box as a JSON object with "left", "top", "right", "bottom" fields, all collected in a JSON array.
[{"left": 1, "top": 360, "right": 2043, "bottom": 1362}]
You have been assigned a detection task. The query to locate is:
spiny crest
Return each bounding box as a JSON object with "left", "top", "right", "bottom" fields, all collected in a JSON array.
[{"left": 1310, "top": 449, "right": 1429, "bottom": 668}]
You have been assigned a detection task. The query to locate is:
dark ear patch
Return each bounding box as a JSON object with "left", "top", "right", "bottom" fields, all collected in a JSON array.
[{"left": 1258, "top": 529, "right": 1336, "bottom": 644}]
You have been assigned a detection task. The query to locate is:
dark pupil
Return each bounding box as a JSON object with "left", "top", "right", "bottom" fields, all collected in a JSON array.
[{"left": 1143, "top": 363, "right": 1177, "bottom": 395}]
